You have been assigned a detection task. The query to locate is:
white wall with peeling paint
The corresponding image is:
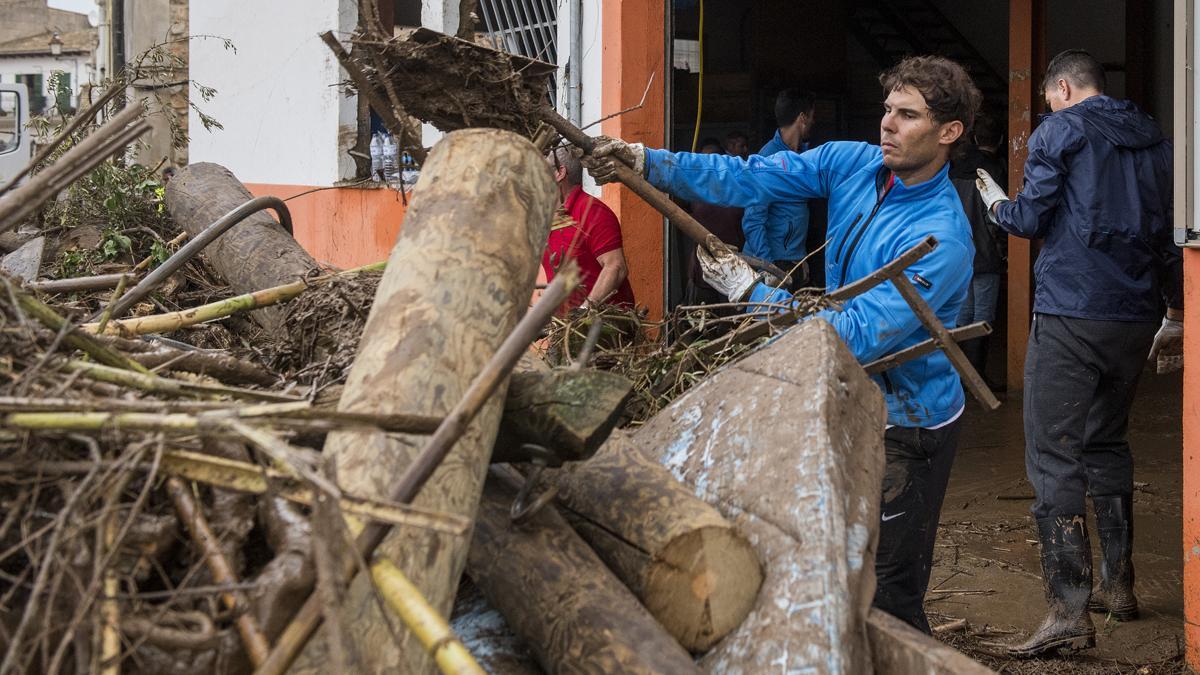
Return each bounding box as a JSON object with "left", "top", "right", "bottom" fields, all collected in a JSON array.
[{"left": 188, "top": 0, "right": 358, "bottom": 186}]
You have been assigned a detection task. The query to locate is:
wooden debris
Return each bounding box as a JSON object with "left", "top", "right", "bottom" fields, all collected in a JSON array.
[
  {"left": 546, "top": 431, "right": 763, "bottom": 651},
  {"left": 468, "top": 471, "right": 702, "bottom": 675},
  {"left": 164, "top": 162, "right": 319, "bottom": 331}
]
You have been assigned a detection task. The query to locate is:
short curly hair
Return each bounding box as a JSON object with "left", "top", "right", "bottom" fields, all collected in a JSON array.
[{"left": 880, "top": 55, "right": 982, "bottom": 143}]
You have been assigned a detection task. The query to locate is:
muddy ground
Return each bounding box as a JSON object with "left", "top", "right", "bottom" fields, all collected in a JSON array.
[{"left": 930, "top": 341, "right": 1185, "bottom": 674}]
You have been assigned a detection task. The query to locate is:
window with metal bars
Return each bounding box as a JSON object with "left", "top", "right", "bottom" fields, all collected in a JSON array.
[{"left": 477, "top": 0, "right": 558, "bottom": 105}]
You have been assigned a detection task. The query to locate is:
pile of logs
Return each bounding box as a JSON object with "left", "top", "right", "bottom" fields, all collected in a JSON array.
[{"left": 0, "top": 75, "right": 993, "bottom": 675}]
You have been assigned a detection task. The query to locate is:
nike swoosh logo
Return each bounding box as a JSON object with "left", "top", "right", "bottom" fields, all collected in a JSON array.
[{"left": 881, "top": 512, "right": 906, "bottom": 522}]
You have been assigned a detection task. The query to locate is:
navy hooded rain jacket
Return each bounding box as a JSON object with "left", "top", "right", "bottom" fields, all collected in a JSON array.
[{"left": 993, "top": 95, "right": 1182, "bottom": 321}]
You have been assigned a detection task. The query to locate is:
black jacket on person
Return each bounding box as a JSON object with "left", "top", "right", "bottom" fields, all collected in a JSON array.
[
  {"left": 951, "top": 146, "right": 1006, "bottom": 275},
  {"left": 994, "top": 95, "right": 1182, "bottom": 321}
]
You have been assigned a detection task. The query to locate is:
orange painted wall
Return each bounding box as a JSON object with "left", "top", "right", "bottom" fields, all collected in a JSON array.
[
  {"left": 245, "top": 183, "right": 409, "bottom": 269},
  {"left": 602, "top": 1, "right": 667, "bottom": 321},
  {"left": 1185, "top": 248, "right": 1200, "bottom": 667}
]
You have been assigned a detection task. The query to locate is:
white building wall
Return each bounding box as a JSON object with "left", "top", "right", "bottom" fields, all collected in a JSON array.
[
  {"left": 188, "top": 0, "right": 357, "bottom": 186},
  {"left": 0, "top": 54, "right": 92, "bottom": 111}
]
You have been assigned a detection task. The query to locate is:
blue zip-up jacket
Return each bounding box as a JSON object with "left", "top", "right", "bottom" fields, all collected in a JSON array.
[
  {"left": 740, "top": 131, "right": 810, "bottom": 261},
  {"left": 993, "top": 95, "right": 1181, "bottom": 321},
  {"left": 645, "top": 142, "right": 974, "bottom": 427}
]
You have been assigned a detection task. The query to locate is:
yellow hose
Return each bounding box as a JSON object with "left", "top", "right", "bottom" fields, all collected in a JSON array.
[{"left": 690, "top": 0, "right": 704, "bottom": 152}]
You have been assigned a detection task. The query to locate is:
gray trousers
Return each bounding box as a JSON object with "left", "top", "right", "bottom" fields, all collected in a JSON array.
[{"left": 1023, "top": 313, "right": 1158, "bottom": 519}]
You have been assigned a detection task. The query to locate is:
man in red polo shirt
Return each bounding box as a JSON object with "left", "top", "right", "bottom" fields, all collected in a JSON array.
[{"left": 544, "top": 146, "right": 636, "bottom": 310}]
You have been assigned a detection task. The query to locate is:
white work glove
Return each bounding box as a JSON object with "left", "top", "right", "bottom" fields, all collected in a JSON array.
[
  {"left": 1149, "top": 316, "right": 1183, "bottom": 374},
  {"left": 975, "top": 168, "right": 1009, "bottom": 212},
  {"left": 695, "top": 237, "right": 758, "bottom": 302},
  {"left": 581, "top": 135, "right": 645, "bottom": 185}
]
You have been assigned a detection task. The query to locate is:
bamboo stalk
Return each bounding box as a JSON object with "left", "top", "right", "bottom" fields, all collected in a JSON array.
[
  {"left": 94, "top": 273, "right": 131, "bottom": 334},
  {"left": 254, "top": 266, "right": 578, "bottom": 675},
  {"left": 99, "top": 483, "right": 121, "bottom": 675},
  {"left": 370, "top": 559, "right": 486, "bottom": 675},
  {"left": 0, "top": 398, "right": 442, "bottom": 432},
  {"left": 26, "top": 273, "right": 130, "bottom": 294},
  {"left": 166, "top": 477, "right": 271, "bottom": 666},
  {"left": 60, "top": 360, "right": 302, "bottom": 402},
  {"left": 84, "top": 262, "right": 386, "bottom": 336},
  {"left": 132, "top": 231, "right": 189, "bottom": 273},
  {"left": 9, "top": 285, "right": 152, "bottom": 374}
]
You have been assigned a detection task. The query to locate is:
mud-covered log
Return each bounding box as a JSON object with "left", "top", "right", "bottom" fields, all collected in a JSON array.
[
  {"left": 291, "top": 128, "right": 557, "bottom": 674},
  {"left": 468, "top": 472, "right": 701, "bottom": 674},
  {"left": 547, "top": 432, "right": 761, "bottom": 651},
  {"left": 634, "top": 320, "right": 886, "bottom": 673},
  {"left": 164, "top": 162, "right": 318, "bottom": 332},
  {"left": 491, "top": 369, "right": 632, "bottom": 465}
]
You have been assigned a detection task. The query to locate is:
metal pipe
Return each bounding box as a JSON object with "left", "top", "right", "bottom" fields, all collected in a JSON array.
[
  {"left": 101, "top": 196, "right": 292, "bottom": 322},
  {"left": 568, "top": 0, "right": 582, "bottom": 125}
]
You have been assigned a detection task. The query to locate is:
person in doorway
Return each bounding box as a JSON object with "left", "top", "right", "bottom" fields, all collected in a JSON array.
[
  {"left": 949, "top": 114, "right": 1006, "bottom": 389},
  {"left": 584, "top": 55, "right": 980, "bottom": 634},
  {"left": 543, "top": 146, "right": 636, "bottom": 312},
  {"left": 741, "top": 88, "right": 816, "bottom": 288},
  {"left": 684, "top": 137, "right": 745, "bottom": 308},
  {"left": 975, "top": 49, "right": 1182, "bottom": 657},
  {"left": 723, "top": 130, "right": 750, "bottom": 159}
]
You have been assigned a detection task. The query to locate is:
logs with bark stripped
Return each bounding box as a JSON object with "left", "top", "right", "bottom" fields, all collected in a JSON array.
[
  {"left": 546, "top": 431, "right": 762, "bottom": 651},
  {"left": 468, "top": 470, "right": 701, "bottom": 674},
  {"left": 290, "top": 128, "right": 557, "bottom": 674},
  {"left": 164, "top": 163, "right": 318, "bottom": 332}
]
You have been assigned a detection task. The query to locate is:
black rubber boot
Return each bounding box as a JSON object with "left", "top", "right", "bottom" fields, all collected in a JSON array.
[
  {"left": 1007, "top": 516, "right": 1096, "bottom": 658},
  {"left": 1087, "top": 494, "right": 1139, "bottom": 620}
]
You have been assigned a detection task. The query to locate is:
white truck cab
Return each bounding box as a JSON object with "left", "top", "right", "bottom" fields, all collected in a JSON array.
[{"left": 0, "top": 84, "right": 32, "bottom": 186}]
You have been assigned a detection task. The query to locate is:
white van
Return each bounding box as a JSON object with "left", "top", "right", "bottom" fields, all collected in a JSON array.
[{"left": 0, "top": 84, "right": 32, "bottom": 186}]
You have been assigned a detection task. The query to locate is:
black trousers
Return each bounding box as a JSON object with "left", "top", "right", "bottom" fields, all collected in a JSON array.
[
  {"left": 1023, "top": 313, "right": 1158, "bottom": 519},
  {"left": 873, "top": 419, "right": 961, "bottom": 634}
]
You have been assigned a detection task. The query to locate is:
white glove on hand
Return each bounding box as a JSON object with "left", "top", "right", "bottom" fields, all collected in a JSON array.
[
  {"left": 975, "top": 169, "right": 1009, "bottom": 212},
  {"left": 581, "top": 136, "right": 645, "bottom": 185},
  {"left": 695, "top": 237, "right": 758, "bottom": 302},
  {"left": 1149, "top": 316, "right": 1183, "bottom": 374}
]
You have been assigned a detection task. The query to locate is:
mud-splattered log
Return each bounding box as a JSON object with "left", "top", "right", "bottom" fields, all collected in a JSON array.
[
  {"left": 491, "top": 368, "right": 633, "bottom": 465},
  {"left": 290, "top": 128, "right": 557, "bottom": 674},
  {"left": 468, "top": 471, "right": 702, "bottom": 674},
  {"left": 546, "top": 431, "right": 762, "bottom": 651},
  {"left": 165, "top": 163, "right": 317, "bottom": 332},
  {"left": 635, "top": 319, "right": 887, "bottom": 674}
]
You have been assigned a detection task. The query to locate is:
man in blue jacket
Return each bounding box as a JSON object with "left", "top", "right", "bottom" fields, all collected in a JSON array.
[
  {"left": 741, "top": 88, "right": 816, "bottom": 286},
  {"left": 585, "top": 55, "right": 980, "bottom": 634},
  {"left": 975, "top": 50, "right": 1182, "bottom": 657}
]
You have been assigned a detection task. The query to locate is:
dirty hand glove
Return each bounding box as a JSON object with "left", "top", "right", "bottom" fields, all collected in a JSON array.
[
  {"left": 1149, "top": 316, "right": 1184, "bottom": 374},
  {"left": 581, "top": 135, "right": 645, "bottom": 185},
  {"left": 695, "top": 237, "right": 758, "bottom": 302},
  {"left": 975, "top": 168, "right": 1009, "bottom": 212}
]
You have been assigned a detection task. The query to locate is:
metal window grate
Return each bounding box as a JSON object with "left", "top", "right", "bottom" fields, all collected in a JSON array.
[{"left": 478, "top": 0, "right": 558, "bottom": 105}]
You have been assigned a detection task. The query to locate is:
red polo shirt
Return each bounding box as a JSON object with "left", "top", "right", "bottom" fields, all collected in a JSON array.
[{"left": 542, "top": 186, "right": 636, "bottom": 310}]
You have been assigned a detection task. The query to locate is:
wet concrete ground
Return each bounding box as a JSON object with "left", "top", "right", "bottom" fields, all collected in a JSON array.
[{"left": 930, "top": 359, "right": 1184, "bottom": 673}]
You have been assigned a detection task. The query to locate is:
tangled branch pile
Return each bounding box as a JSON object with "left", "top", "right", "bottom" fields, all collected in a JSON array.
[{"left": 542, "top": 293, "right": 830, "bottom": 424}]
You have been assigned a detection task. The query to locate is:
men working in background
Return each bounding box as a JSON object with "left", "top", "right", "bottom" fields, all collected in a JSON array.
[
  {"left": 741, "top": 89, "right": 816, "bottom": 288},
  {"left": 976, "top": 49, "right": 1181, "bottom": 657},
  {"left": 684, "top": 138, "right": 745, "bottom": 308},
  {"left": 585, "top": 55, "right": 980, "bottom": 635},
  {"left": 723, "top": 130, "right": 750, "bottom": 159},
  {"left": 949, "top": 114, "right": 1006, "bottom": 388},
  {"left": 544, "top": 146, "right": 636, "bottom": 311}
]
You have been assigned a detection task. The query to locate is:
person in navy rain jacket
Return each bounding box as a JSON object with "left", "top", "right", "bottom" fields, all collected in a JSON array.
[
  {"left": 583, "top": 55, "right": 980, "bottom": 634},
  {"left": 975, "top": 50, "right": 1183, "bottom": 657},
  {"left": 741, "top": 88, "right": 816, "bottom": 287}
]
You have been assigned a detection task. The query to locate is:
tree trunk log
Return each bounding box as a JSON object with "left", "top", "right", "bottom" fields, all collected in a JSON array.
[
  {"left": 468, "top": 471, "right": 701, "bottom": 674},
  {"left": 164, "top": 162, "right": 318, "bottom": 332},
  {"left": 491, "top": 369, "right": 632, "bottom": 465},
  {"left": 546, "top": 431, "right": 762, "bottom": 651},
  {"left": 291, "top": 128, "right": 556, "bottom": 674}
]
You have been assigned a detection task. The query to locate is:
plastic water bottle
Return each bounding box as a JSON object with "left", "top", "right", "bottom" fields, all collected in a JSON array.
[
  {"left": 382, "top": 134, "right": 400, "bottom": 183},
  {"left": 369, "top": 134, "right": 384, "bottom": 181},
  {"left": 400, "top": 151, "right": 419, "bottom": 189}
]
